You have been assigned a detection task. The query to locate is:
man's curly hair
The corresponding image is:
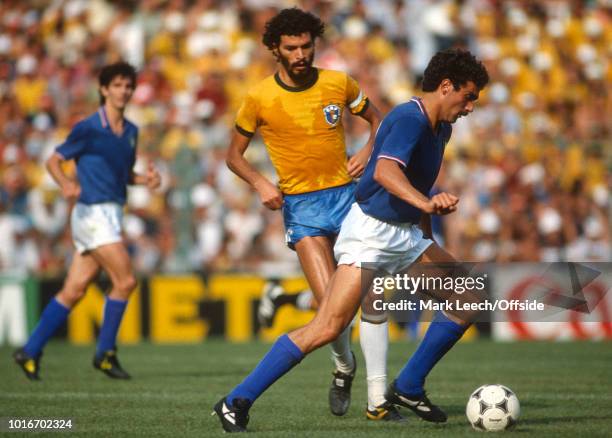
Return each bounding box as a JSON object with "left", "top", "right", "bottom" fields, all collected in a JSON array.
[
  {"left": 262, "top": 8, "right": 325, "bottom": 50},
  {"left": 422, "top": 49, "right": 489, "bottom": 92}
]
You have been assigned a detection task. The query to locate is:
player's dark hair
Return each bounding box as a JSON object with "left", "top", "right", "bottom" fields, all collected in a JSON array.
[
  {"left": 98, "top": 61, "right": 137, "bottom": 104},
  {"left": 422, "top": 49, "right": 489, "bottom": 92},
  {"left": 262, "top": 8, "right": 325, "bottom": 50}
]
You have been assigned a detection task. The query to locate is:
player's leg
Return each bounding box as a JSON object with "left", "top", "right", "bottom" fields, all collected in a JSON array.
[
  {"left": 294, "top": 235, "right": 356, "bottom": 415},
  {"left": 215, "top": 264, "right": 370, "bottom": 432},
  {"left": 88, "top": 242, "right": 137, "bottom": 379},
  {"left": 386, "top": 243, "right": 480, "bottom": 422},
  {"left": 256, "top": 191, "right": 325, "bottom": 329},
  {"left": 257, "top": 279, "right": 314, "bottom": 328},
  {"left": 290, "top": 263, "right": 370, "bottom": 351},
  {"left": 14, "top": 252, "right": 100, "bottom": 380},
  {"left": 359, "top": 290, "right": 400, "bottom": 421}
]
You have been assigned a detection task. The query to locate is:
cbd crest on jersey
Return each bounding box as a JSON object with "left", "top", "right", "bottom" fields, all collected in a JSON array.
[{"left": 323, "top": 104, "right": 342, "bottom": 127}]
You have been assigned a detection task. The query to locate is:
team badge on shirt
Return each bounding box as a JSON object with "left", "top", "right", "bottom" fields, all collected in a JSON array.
[
  {"left": 129, "top": 136, "right": 136, "bottom": 148},
  {"left": 323, "top": 104, "right": 341, "bottom": 127}
]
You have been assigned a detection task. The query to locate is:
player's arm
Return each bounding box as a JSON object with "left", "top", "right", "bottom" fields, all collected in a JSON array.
[
  {"left": 347, "top": 102, "right": 382, "bottom": 178},
  {"left": 226, "top": 130, "right": 283, "bottom": 210},
  {"left": 46, "top": 152, "right": 80, "bottom": 201},
  {"left": 130, "top": 161, "right": 161, "bottom": 190},
  {"left": 373, "top": 159, "right": 458, "bottom": 215}
]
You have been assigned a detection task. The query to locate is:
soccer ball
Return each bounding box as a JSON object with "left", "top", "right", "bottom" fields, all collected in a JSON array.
[{"left": 466, "top": 384, "right": 520, "bottom": 431}]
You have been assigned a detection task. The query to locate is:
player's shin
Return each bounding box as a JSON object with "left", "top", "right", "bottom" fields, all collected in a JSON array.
[
  {"left": 360, "top": 317, "right": 389, "bottom": 409},
  {"left": 227, "top": 334, "right": 304, "bottom": 406},
  {"left": 96, "top": 296, "right": 128, "bottom": 357},
  {"left": 330, "top": 324, "right": 354, "bottom": 373},
  {"left": 395, "top": 311, "right": 467, "bottom": 396},
  {"left": 23, "top": 298, "right": 71, "bottom": 358}
]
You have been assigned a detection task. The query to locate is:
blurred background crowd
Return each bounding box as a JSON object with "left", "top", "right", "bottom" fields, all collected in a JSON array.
[{"left": 0, "top": 0, "right": 609, "bottom": 277}]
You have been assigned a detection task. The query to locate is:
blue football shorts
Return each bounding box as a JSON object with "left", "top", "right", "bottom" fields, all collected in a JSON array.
[{"left": 282, "top": 182, "right": 356, "bottom": 250}]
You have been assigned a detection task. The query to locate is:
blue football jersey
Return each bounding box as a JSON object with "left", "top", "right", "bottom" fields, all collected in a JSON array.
[
  {"left": 356, "top": 97, "right": 451, "bottom": 223},
  {"left": 56, "top": 107, "right": 138, "bottom": 206}
]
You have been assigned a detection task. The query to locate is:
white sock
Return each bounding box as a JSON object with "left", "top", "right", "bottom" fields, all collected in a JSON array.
[
  {"left": 360, "top": 319, "right": 388, "bottom": 410},
  {"left": 330, "top": 325, "right": 354, "bottom": 374},
  {"left": 296, "top": 290, "right": 313, "bottom": 311}
]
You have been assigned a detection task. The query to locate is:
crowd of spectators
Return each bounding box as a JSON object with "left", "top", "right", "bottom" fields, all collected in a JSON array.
[{"left": 0, "top": 0, "right": 609, "bottom": 277}]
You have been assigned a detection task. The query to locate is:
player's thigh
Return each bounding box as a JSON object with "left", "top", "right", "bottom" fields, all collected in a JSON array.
[
  {"left": 90, "top": 242, "right": 134, "bottom": 286},
  {"left": 294, "top": 235, "right": 336, "bottom": 302},
  {"left": 418, "top": 242, "right": 457, "bottom": 264},
  {"left": 403, "top": 242, "right": 483, "bottom": 323},
  {"left": 399, "top": 242, "right": 459, "bottom": 299}
]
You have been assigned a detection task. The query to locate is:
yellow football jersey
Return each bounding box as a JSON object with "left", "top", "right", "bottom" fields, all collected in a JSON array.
[{"left": 235, "top": 68, "right": 369, "bottom": 195}]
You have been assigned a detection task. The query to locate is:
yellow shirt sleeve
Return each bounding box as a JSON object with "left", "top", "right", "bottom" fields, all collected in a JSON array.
[
  {"left": 235, "top": 91, "right": 259, "bottom": 136},
  {"left": 345, "top": 74, "right": 368, "bottom": 115}
]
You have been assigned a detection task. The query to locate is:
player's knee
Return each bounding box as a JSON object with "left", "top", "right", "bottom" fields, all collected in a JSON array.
[
  {"left": 361, "top": 300, "right": 387, "bottom": 323},
  {"left": 360, "top": 312, "right": 388, "bottom": 324},
  {"left": 115, "top": 275, "right": 137, "bottom": 296},
  {"left": 57, "top": 286, "right": 86, "bottom": 306}
]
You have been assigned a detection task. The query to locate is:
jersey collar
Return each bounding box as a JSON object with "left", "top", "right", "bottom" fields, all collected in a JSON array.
[
  {"left": 98, "top": 106, "right": 128, "bottom": 136},
  {"left": 98, "top": 106, "right": 109, "bottom": 129},
  {"left": 274, "top": 68, "right": 319, "bottom": 92},
  {"left": 410, "top": 97, "right": 439, "bottom": 134}
]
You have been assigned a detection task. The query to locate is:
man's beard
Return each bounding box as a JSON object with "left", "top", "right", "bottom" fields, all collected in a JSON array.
[{"left": 280, "top": 53, "right": 315, "bottom": 83}]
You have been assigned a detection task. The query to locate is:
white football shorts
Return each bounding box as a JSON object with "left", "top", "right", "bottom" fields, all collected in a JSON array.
[
  {"left": 71, "top": 202, "right": 123, "bottom": 253},
  {"left": 334, "top": 203, "right": 433, "bottom": 274}
]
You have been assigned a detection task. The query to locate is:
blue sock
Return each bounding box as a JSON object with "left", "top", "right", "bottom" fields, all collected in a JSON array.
[
  {"left": 396, "top": 311, "right": 467, "bottom": 397},
  {"left": 23, "top": 298, "right": 70, "bottom": 358},
  {"left": 227, "top": 334, "right": 304, "bottom": 405},
  {"left": 96, "top": 297, "right": 128, "bottom": 357}
]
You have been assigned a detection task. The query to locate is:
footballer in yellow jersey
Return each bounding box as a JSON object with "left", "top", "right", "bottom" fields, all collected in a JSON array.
[
  {"left": 235, "top": 68, "right": 369, "bottom": 195},
  {"left": 221, "top": 8, "right": 385, "bottom": 427}
]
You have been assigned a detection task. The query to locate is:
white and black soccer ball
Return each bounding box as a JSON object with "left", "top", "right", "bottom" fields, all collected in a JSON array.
[{"left": 466, "top": 384, "right": 520, "bottom": 431}]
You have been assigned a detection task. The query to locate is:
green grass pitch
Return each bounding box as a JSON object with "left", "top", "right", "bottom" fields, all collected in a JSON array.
[{"left": 1, "top": 340, "right": 611, "bottom": 437}]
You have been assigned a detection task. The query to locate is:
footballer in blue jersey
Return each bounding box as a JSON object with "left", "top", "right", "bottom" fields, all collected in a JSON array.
[
  {"left": 356, "top": 97, "right": 452, "bottom": 225},
  {"left": 14, "top": 62, "right": 161, "bottom": 381},
  {"left": 214, "top": 48, "right": 489, "bottom": 432}
]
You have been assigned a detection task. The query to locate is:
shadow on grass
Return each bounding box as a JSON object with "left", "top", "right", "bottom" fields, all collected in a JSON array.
[{"left": 443, "top": 404, "right": 467, "bottom": 416}]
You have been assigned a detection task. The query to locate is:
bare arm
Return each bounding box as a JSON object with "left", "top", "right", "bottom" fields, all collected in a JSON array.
[
  {"left": 130, "top": 161, "right": 161, "bottom": 190},
  {"left": 226, "top": 130, "right": 283, "bottom": 210},
  {"left": 347, "top": 102, "right": 382, "bottom": 178},
  {"left": 373, "top": 159, "right": 458, "bottom": 215},
  {"left": 46, "top": 152, "right": 80, "bottom": 201}
]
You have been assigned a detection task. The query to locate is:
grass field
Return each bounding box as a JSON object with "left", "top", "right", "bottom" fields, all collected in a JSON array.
[{"left": 1, "top": 340, "right": 611, "bottom": 437}]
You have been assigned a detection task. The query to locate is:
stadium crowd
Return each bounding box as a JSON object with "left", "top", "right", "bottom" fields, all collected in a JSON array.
[{"left": 0, "top": 0, "right": 609, "bottom": 276}]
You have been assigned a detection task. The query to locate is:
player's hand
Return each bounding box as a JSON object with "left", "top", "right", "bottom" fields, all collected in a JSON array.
[
  {"left": 145, "top": 161, "right": 161, "bottom": 190},
  {"left": 254, "top": 179, "right": 283, "bottom": 210},
  {"left": 61, "top": 180, "right": 81, "bottom": 201},
  {"left": 423, "top": 192, "right": 459, "bottom": 215},
  {"left": 347, "top": 147, "right": 370, "bottom": 178}
]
